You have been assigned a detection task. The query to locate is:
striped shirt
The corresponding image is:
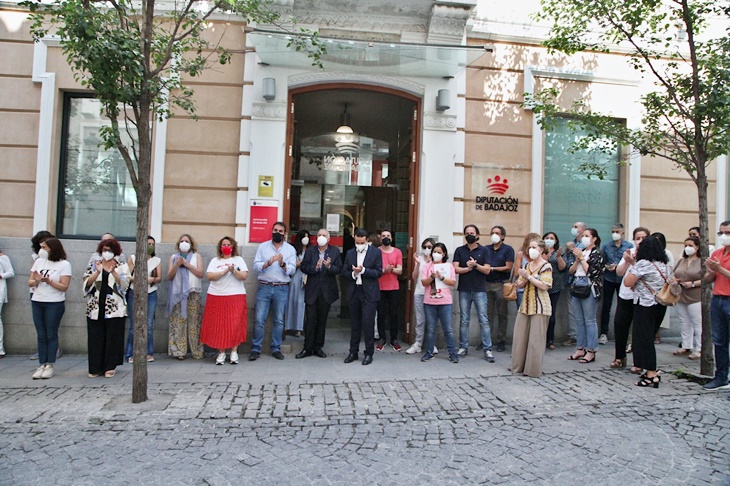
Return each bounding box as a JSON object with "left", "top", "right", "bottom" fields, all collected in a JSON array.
[{"left": 517, "top": 262, "right": 553, "bottom": 316}]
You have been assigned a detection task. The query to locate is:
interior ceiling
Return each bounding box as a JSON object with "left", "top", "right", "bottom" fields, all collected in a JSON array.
[{"left": 293, "top": 89, "right": 415, "bottom": 151}]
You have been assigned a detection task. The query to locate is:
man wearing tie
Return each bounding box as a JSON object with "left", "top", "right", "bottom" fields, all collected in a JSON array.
[
  {"left": 342, "top": 228, "right": 382, "bottom": 365},
  {"left": 297, "top": 229, "right": 342, "bottom": 359}
]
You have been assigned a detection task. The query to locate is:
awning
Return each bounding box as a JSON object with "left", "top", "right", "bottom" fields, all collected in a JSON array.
[{"left": 248, "top": 30, "right": 488, "bottom": 78}]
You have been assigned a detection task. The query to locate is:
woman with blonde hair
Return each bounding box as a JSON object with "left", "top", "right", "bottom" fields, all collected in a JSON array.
[
  {"left": 514, "top": 233, "right": 542, "bottom": 309},
  {"left": 512, "top": 238, "right": 553, "bottom": 377},
  {"left": 167, "top": 234, "right": 205, "bottom": 360}
]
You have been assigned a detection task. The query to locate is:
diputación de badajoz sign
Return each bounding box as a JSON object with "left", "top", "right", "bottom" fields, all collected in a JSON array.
[{"left": 475, "top": 175, "right": 519, "bottom": 212}]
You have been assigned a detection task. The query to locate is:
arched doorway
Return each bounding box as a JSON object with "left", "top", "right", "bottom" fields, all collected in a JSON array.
[{"left": 284, "top": 84, "right": 421, "bottom": 343}]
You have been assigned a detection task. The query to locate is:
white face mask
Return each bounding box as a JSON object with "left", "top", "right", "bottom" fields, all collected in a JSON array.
[
  {"left": 684, "top": 246, "right": 696, "bottom": 256},
  {"left": 571, "top": 227, "right": 579, "bottom": 237},
  {"left": 356, "top": 243, "right": 367, "bottom": 252},
  {"left": 38, "top": 249, "right": 49, "bottom": 260},
  {"left": 179, "top": 241, "right": 191, "bottom": 253},
  {"left": 432, "top": 252, "right": 444, "bottom": 263},
  {"left": 491, "top": 233, "right": 501, "bottom": 244},
  {"left": 315, "top": 236, "right": 326, "bottom": 247},
  {"left": 102, "top": 251, "right": 115, "bottom": 262},
  {"left": 581, "top": 236, "right": 592, "bottom": 247},
  {"left": 544, "top": 239, "right": 555, "bottom": 248},
  {"left": 719, "top": 233, "right": 730, "bottom": 247},
  {"left": 422, "top": 248, "right": 432, "bottom": 256},
  {"left": 528, "top": 248, "right": 541, "bottom": 260},
  {"left": 612, "top": 232, "right": 622, "bottom": 241},
  {"left": 300, "top": 237, "right": 309, "bottom": 247}
]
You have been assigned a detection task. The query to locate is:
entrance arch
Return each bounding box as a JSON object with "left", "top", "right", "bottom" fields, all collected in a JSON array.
[{"left": 284, "top": 83, "right": 422, "bottom": 342}]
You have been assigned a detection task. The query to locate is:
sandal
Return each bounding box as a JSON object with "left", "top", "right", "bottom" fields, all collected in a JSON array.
[
  {"left": 635, "top": 374, "right": 661, "bottom": 388},
  {"left": 630, "top": 366, "right": 643, "bottom": 374},
  {"left": 609, "top": 357, "right": 626, "bottom": 369},
  {"left": 568, "top": 349, "right": 587, "bottom": 361},
  {"left": 673, "top": 348, "right": 690, "bottom": 356},
  {"left": 688, "top": 351, "right": 701, "bottom": 360},
  {"left": 625, "top": 344, "right": 632, "bottom": 353},
  {"left": 176, "top": 356, "right": 185, "bottom": 361},
  {"left": 579, "top": 351, "right": 596, "bottom": 364},
  {"left": 104, "top": 370, "right": 116, "bottom": 378}
]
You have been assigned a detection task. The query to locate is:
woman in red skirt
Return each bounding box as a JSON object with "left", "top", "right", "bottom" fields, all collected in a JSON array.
[{"left": 201, "top": 236, "right": 248, "bottom": 364}]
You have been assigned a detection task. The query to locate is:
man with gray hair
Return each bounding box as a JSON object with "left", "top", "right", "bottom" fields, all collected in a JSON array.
[
  {"left": 298, "top": 229, "right": 342, "bottom": 359},
  {"left": 599, "top": 223, "right": 633, "bottom": 345}
]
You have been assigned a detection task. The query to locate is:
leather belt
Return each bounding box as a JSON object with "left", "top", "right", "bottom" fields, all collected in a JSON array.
[{"left": 258, "top": 281, "right": 289, "bottom": 287}]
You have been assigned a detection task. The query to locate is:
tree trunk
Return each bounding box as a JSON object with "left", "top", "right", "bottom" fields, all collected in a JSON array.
[
  {"left": 694, "top": 165, "right": 714, "bottom": 376},
  {"left": 131, "top": 94, "right": 153, "bottom": 404}
]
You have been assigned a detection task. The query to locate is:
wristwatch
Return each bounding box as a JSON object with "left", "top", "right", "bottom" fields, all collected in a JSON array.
[{"left": 691, "top": 281, "right": 696, "bottom": 288}]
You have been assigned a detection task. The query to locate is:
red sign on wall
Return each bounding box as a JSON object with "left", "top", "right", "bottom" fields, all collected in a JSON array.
[{"left": 249, "top": 204, "right": 278, "bottom": 243}]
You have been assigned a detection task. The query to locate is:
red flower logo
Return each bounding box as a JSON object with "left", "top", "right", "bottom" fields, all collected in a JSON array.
[{"left": 487, "top": 175, "right": 509, "bottom": 195}]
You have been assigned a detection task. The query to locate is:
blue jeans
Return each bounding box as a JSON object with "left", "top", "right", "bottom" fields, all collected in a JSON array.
[
  {"left": 252, "top": 284, "right": 289, "bottom": 353},
  {"left": 424, "top": 304, "right": 456, "bottom": 356},
  {"left": 458, "top": 291, "right": 492, "bottom": 350},
  {"left": 125, "top": 290, "right": 158, "bottom": 359},
  {"left": 31, "top": 300, "right": 65, "bottom": 364},
  {"left": 710, "top": 296, "right": 730, "bottom": 383},
  {"left": 572, "top": 295, "right": 599, "bottom": 351}
]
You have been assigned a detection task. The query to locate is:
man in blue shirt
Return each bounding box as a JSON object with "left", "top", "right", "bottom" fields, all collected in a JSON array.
[
  {"left": 563, "top": 221, "right": 586, "bottom": 346},
  {"left": 599, "top": 223, "right": 633, "bottom": 345},
  {"left": 484, "top": 225, "right": 515, "bottom": 352},
  {"left": 250, "top": 221, "right": 297, "bottom": 361},
  {"left": 453, "top": 224, "right": 494, "bottom": 362}
]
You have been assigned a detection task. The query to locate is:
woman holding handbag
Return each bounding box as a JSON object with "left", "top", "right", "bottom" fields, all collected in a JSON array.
[
  {"left": 621, "top": 235, "right": 673, "bottom": 388},
  {"left": 567, "top": 228, "right": 605, "bottom": 364}
]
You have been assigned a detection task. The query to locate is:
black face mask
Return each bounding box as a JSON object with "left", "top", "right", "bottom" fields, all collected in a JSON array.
[
  {"left": 272, "top": 232, "right": 284, "bottom": 243},
  {"left": 381, "top": 237, "right": 392, "bottom": 247},
  {"left": 465, "top": 234, "right": 477, "bottom": 244}
]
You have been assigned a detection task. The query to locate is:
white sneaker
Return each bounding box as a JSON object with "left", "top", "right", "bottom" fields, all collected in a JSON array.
[
  {"left": 230, "top": 351, "right": 239, "bottom": 364},
  {"left": 598, "top": 334, "right": 608, "bottom": 345},
  {"left": 433, "top": 347, "right": 439, "bottom": 355},
  {"left": 41, "top": 364, "right": 54, "bottom": 379},
  {"left": 405, "top": 344, "right": 421, "bottom": 355},
  {"left": 32, "top": 365, "right": 45, "bottom": 380},
  {"left": 457, "top": 347, "right": 468, "bottom": 357},
  {"left": 215, "top": 352, "right": 226, "bottom": 365}
]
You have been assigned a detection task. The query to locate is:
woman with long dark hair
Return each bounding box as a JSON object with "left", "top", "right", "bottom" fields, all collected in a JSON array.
[
  {"left": 622, "top": 235, "right": 673, "bottom": 388},
  {"left": 28, "top": 238, "right": 71, "bottom": 379},
  {"left": 285, "top": 230, "right": 310, "bottom": 338},
  {"left": 125, "top": 236, "right": 161, "bottom": 363},
  {"left": 567, "top": 228, "right": 605, "bottom": 364},
  {"left": 420, "top": 243, "right": 458, "bottom": 363},
  {"left": 542, "top": 231, "right": 566, "bottom": 350}
]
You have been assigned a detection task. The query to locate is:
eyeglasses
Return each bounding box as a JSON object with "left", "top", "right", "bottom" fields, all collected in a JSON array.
[{"left": 718, "top": 231, "right": 730, "bottom": 236}]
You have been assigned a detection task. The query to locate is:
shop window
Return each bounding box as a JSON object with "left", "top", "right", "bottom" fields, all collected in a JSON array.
[
  {"left": 543, "top": 116, "right": 620, "bottom": 245},
  {"left": 57, "top": 94, "right": 137, "bottom": 239}
]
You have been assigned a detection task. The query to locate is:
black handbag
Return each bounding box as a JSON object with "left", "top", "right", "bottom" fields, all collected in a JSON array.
[{"left": 570, "top": 276, "right": 591, "bottom": 298}]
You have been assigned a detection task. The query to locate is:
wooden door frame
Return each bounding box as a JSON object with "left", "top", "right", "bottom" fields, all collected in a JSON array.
[{"left": 284, "top": 83, "right": 422, "bottom": 342}]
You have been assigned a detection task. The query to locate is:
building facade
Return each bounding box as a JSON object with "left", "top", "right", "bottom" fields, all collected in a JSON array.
[{"left": 0, "top": 0, "right": 727, "bottom": 353}]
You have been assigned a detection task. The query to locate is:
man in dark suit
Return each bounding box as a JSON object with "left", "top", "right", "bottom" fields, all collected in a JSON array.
[
  {"left": 341, "top": 228, "right": 382, "bottom": 365},
  {"left": 297, "top": 229, "right": 342, "bottom": 359}
]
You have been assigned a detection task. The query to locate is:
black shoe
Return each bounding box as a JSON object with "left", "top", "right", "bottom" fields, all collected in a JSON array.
[
  {"left": 314, "top": 349, "right": 327, "bottom": 358},
  {"left": 476, "top": 343, "right": 483, "bottom": 351},
  {"left": 295, "top": 349, "right": 312, "bottom": 359},
  {"left": 272, "top": 351, "right": 285, "bottom": 360},
  {"left": 362, "top": 355, "right": 373, "bottom": 365},
  {"left": 344, "top": 353, "right": 358, "bottom": 363},
  {"left": 248, "top": 351, "right": 260, "bottom": 361},
  {"left": 496, "top": 341, "right": 506, "bottom": 352}
]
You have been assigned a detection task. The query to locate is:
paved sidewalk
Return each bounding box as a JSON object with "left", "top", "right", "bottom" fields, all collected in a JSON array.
[{"left": 1, "top": 340, "right": 728, "bottom": 485}]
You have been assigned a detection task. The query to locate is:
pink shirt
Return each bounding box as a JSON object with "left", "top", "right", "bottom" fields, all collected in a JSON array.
[
  {"left": 422, "top": 262, "right": 455, "bottom": 305},
  {"left": 710, "top": 247, "right": 730, "bottom": 296},
  {"left": 379, "top": 248, "right": 402, "bottom": 291}
]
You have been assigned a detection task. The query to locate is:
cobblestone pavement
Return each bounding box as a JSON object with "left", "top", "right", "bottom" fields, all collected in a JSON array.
[{"left": 1, "top": 355, "right": 728, "bottom": 486}]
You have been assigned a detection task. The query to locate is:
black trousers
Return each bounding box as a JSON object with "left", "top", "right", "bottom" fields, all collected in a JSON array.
[
  {"left": 377, "top": 289, "right": 400, "bottom": 342},
  {"left": 547, "top": 291, "right": 560, "bottom": 345},
  {"left": 613, "top": 296, "right": 634, "bottom": 360},
  {"left": 600, "top": 279, "right": 621, "bottom": 335},
  {"left": 632, "top": 304, "right": 667, "bottom": 371},
  {"left": 304, "top": 292, "right": 331, "bottom": 352},
  {"left": 87, "top": 316, "right": 125, "bottom": 374},
  {"left": 349, "top": 286, "right": 376, "bottom": 356}
]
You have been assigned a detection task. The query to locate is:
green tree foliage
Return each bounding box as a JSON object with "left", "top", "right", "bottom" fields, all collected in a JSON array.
[
  {"left": 22, "top": 0, "right": 325, "bottom": 402},
  {"left": 525, "top": 0, "right": 730, "bottom": 375}
]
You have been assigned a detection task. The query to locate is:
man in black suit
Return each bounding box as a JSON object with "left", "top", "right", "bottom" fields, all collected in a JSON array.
[
  {"left": 297, "top": 229, "right": 342, "bottom": 359},
  {"left": 341, "top": 228, "right": 382, "bottom": 365}
]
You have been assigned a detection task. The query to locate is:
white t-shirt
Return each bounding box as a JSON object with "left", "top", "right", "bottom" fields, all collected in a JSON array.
[
  {"left": 414, "top": 255, "right": 427, "bottom": 296},
  {"left": 130, "top": 255, "right": 161, "bottom": 293},
  {"left": 30, "top": 259, "right": 72, "bottom": 302},
  {"left": 206, "top": 256, "right": 248, "bottom": 296}
]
